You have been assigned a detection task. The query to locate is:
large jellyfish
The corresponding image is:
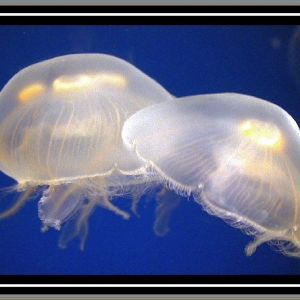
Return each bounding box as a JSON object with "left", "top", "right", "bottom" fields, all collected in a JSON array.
[
  {"left": 122, "top": 93, "right": 300, "bottom": 258},
  {"left": 0, "top": 53, "right": 173, "bottom": 249}
]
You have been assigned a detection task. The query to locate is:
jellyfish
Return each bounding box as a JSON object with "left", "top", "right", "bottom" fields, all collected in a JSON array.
[
  {"left": 0, "top": 53, "right": 173, "bottom": 249},
  {"left": 122, "top": 93, "right": 300, "bottom": 258}
]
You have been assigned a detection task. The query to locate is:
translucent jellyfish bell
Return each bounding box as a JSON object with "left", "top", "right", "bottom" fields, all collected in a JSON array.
[
  {"left": 0, "top": 54, "right": 173, "bottom": 248},
  {"left": 122, "top": 93, "right": 300, "bottom": 257}
]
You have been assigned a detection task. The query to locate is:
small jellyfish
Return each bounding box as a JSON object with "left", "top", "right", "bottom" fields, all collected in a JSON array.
[
  {"left": 0, "top": 53, "right": 173, "bottom": 249},
  {"left": 122, "top": 93, "right": 300, "bottom": 257}
]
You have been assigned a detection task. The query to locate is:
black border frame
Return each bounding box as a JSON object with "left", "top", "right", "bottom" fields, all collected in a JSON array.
[{"left": 0, "top": 7, "right": 299, "bottom": 296}]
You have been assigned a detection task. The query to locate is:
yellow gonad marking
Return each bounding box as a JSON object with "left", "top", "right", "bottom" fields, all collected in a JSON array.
[
  {"left": 53, "top": 73, "right": 127, "bottom": 92},
  {"left": 96, "top": 73, "right": 127, "bottom": 87},
  {"left": 239, "top": 119, "right": 282, "bottom": 149},
  {"left": 18, "top": 84, "right": 45, "bottom": 102},
  {"left": 53, "top": 75, "right": 91, "bottom": 91}
]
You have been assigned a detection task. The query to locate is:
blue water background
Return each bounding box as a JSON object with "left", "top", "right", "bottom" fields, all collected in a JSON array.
[{"left": 0, "top": 25, "right": 299, "bottom": 275}]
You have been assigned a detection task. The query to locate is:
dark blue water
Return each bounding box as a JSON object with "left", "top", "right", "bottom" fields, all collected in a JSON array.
[{"left": 0, "top": 25, "right": 299, "bottom": 275}]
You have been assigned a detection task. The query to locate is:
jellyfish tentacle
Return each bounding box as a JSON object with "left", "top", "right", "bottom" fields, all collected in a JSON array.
[
  {"left": 96, "top": 191, "right": 130, "bottom": 220},
  {"left": 0, "top": 186, "right": 35, "bottom": 220},
  {"left": 154, "top": 187, "right": 181, "bottom": 236}
]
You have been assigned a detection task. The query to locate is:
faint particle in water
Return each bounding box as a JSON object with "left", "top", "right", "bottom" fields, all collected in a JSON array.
[
  {"left": 288, "top": 26, "right": 300, "bottom": 89},
  {"left": 270, "top": 37, "right": 282, "bottom": 50}
]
